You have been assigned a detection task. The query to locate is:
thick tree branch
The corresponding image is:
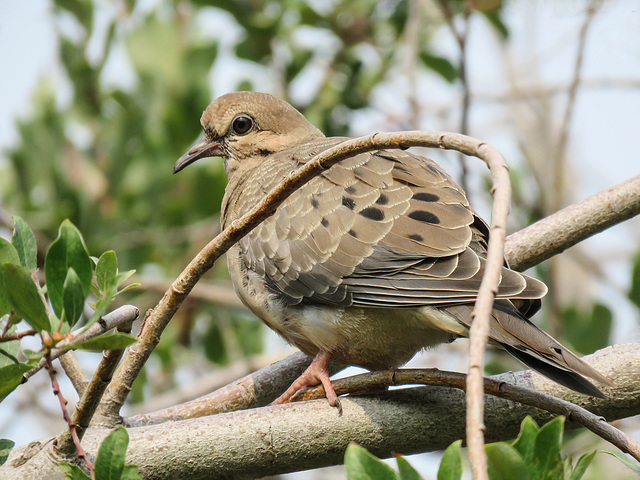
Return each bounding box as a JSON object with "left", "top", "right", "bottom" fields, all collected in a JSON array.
[{"left": 3, "top": 344, "right": 638, "bottom": 480}]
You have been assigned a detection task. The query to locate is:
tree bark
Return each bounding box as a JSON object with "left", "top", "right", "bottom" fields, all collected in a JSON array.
[{"left": 2, "top": 343, "right": 639, "bottom": 479}]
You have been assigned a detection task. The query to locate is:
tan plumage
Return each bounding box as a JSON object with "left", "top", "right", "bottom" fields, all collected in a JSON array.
[{"left": 174, "top": 91, "right": 612, "bottom": 404}]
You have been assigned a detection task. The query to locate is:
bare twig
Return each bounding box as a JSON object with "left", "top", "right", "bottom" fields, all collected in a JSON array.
[
  {"left": 45, "top": 353, "right": 95, "bottom": 478},
  {"left": 0, "top": 329, "right": 37, "bottom": 342},
  {"left": 404, "top": 0, "right": 423, "bottom": 129},
  {"left": 102, "top": 131, "right": 511, "bottom": 423},
  {"left": 436, "top": 0, "right": 473, "bottom": 195},
  {"left": 22, "top": 305, "right": 140, "bottom": 383},
  {"left": 58, "top": 322, "right": 132, "bottom": 452},
  {"left": 58, "top": 353, "right": 88, "bottom": 397}
]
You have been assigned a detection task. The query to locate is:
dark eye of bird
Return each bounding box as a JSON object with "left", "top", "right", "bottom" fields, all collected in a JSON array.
[{"left": 231, "top": 115, "right": 254, "bottom": 135}]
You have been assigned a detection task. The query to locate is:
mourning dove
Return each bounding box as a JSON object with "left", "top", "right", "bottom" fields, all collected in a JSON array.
[{"left": 174, "top": 91, "right": 611, "bottom": 406}]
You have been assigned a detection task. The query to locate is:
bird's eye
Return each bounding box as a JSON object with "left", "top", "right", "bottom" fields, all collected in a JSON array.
[{"left": 231, "top": 114, "right": 255, "bottom": 135}]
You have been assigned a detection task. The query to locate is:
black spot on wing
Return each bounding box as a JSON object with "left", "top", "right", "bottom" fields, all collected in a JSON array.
[
  {"left": 413, "top": 192, "right": 440, "bottom": 202},
  {"left": 311, "top": 196, "right": 319, "bottom": 209},
  {"left": 348, "top": 229, "right": 358, "bottom": 238},
  {"left": 408, "top": 210, "right": 440, "bottom": 224},
  {"left": 321, "top": 217, "right": 329, "bottom": 227},
  {"left": 342, "top": 197, "right": 355, "bottom": 210},
  {"left": 360, "top": 207, "right": 385, "bottom": 221},
  {"left": 376, "top": 194, "right": 388, "bottom": 205},
  {"left": 345, "top": 186, "right": 356, "bottom": 194},
  {"left": 408, "top": 234, "right": 424, "bottom": 242}
]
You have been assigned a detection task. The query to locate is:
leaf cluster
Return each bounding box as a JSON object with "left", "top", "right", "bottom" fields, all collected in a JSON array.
[
  {"left": 0, "top": 216, "right": 137, "bottom": 401},
  {"left": 344, "top": 417, "right": 640, "bottom": 480}
]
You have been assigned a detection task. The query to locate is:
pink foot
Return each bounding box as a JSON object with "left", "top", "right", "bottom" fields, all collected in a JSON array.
[{"left": 272, "top": 351, "right": 340, "bottom": 409}]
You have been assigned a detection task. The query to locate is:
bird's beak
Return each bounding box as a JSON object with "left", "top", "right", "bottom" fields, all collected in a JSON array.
[{"left": 173, "top": 136, "right": 224, "bottom": 174}]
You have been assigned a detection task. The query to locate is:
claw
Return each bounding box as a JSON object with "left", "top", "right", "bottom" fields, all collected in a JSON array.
[{"left": 272, "top": 351, "right": 339, "bottom": 407}]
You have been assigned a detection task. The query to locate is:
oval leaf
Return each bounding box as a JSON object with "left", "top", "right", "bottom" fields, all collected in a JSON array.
[
  {"left": 59, "top": 461, "right": 91, "bottom": 480},
  {"left": 532, "top": 416, "right": 564, "bottom": 478},
  {"left": 11, "top": 216, "right": 38, "bottom": 271},
  {"left": 96, "top": 250, "right": 118, "bottom": 294},
  {"left": 0, "top": 264, "right": 50, "bottom": 332},
  {"left": 71, "top": 332, "right": 137, "bottom": 352},
  {"left": 344, "top": 443, "right": 398, "bottom": 480},
  {"left": 0, "top": 238, "right": 21, "bottom": 266},
  {"left": 437, "top": 440, "right": 463, "bottom": 480},
  {"left": 63, "top": 268, "right": 86, "bottom": 327},
  {"left": 45, "top": 220, "right": 92, "bottom": 318},
  {"left": 0, "top": 362, "right": 31, "bottom": 400},
  {"left": 397, "top": 455, "right": 424, "bottom": 480},
  {"left": 95, "top": 426, "right": 129, "bottom": 480},
  {"left": 0, "top": 438, "right": 16, "bottom": 467},
  {"left": 486, "top": 443, "right": 530, "bottom": 480}
]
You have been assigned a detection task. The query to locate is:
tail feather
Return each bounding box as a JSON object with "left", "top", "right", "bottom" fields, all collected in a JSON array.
[
  {"left": 442, "top": 300, "right": 613, "bottom": 397},
  {"left": 499, "top": 343, "right": 606, "bottom": 398}
]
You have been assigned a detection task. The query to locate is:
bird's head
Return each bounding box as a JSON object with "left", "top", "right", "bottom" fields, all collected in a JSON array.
[{"left": 173, "top": 91, "right": 324, "bottom": 175}]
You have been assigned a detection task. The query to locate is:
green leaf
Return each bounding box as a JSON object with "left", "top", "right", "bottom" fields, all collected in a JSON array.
[
  {"left": 45, "top": 220, "right": 92, "bottom": 319},
  {"left": 120, "top": 464, "right": 142, "bottom": 480},
  {"left": 62, "top": 268, "right": 85, "bottom": 327},
  {"left": 532, "top": 416, "right": 564, "bottom": 480},
  {"left": 0, "top": 438, "right": 15, "bottom": 467},
  {"left": 0, "top": 239, "right": 21, "bottom": 317},
  {"left": 0, "top": 320, "right": 20, "bottom": 368},
  {"left": 437, "top": 440, "right": 463, "bottom": 480},
  {"left": 562, "top": 303, "right": 612, "bottom": 355},
  {"left": 116, "top": 269, "right": 135, "bottom": 285},
  {"left": 53, "top": 0, "right": 94, "bottom": 35},
  {"left": 0, "top": 362, "right": 31, "bottom": 400},
  {"left": 628, "top": 250, "right": 640, "bottom": 309},
  {"left": 11, "top": 216, "right": 38, "bottom": 271},
  {"left": 482, "top": 11, "right": 509, "bottom": 40},
  {"left": 71, "top": 332, "right": 137, "bottom": 352},
  {"left": 22, "top": 349, "right": 45, "bottom": 363},
  {"left": 96, "top": 251, "right": 118, "bottom": 294},
  {"left": 95, "top": 426, "right": 129, "bottom": 480},
  {"left": 345, "top": 443, "right": 398, "bottom": 480},
  {"left": 486, "top": 443, "right": 530, "bottom": 480},
  {"left": 397, "top": 455, "right": 423, "bottom": 480},
  {"left": 511, "top": 416, "right": 539, "bottom": 466},
  {"left": 0, "top": 238, "right": 21, "bottom": 266},
  {"left": 0, "top": 263, "right": 50, "bottom": 332},
  {"left": 59, "top": 461, "right": 92, "bottom": 480},
  {"left": 569, "top": 451, "right": 596, "bottom": 480},
  {"left": 419, "top": 52, "right": 458, "bottom": 83},
  {"left": 600, "top": 450, "right": 640, "bottom": 475}
]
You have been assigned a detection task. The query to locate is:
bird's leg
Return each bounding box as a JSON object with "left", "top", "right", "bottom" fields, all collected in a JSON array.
[{"left": 272, "top": 350, "right": 339, "bottom": 407}]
